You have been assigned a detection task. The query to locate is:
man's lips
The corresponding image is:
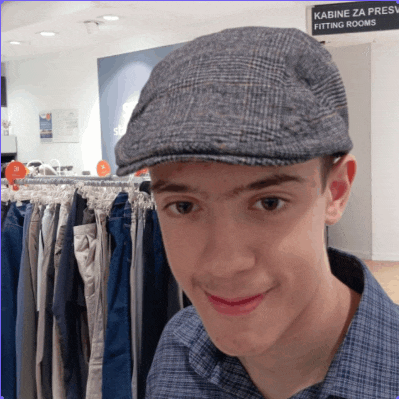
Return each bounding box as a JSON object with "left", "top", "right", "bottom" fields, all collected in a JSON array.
[
  {"left": 208, "top": 294, "right": 264, "bottom": 306},
  {"left": 206, "top": 292, "right": 266, "bottom": 316}
]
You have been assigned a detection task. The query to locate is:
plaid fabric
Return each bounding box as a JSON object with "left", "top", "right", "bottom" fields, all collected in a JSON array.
[
  {"left": 145, "top": 248, "right": 399, "bottom": 398},
  {"left": 115, "top": 27, "right": 353, "bottom": 177}
]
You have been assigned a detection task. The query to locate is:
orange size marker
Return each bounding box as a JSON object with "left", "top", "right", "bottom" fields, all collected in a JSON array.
[
  {"left": 5, "top": 161, "right": 27, "bottom": 190},
  {"left": 97, "top": 160, "right": 111, "bottom": 177},
  {"left": 135, "top": 168, "right": 148, "bottom": 177}
]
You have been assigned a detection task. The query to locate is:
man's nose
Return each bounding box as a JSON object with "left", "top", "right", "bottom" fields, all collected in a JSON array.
[{"left": 198, "top": 215, "right": 256, "bottom": 280}]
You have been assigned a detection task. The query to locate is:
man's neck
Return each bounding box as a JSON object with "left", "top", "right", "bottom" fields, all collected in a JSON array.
[{"left": 238, "top": 276, "right": 361, "bottom": 399}]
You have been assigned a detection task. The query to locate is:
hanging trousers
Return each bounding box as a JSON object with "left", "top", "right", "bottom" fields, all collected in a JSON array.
[
  {"left": 36, "top": 203, "right": 60, "bottom": 399},
  {"left": 102, "top": 193, "right": 133, "bottom": 399},
  {"left": 16, "top": 202, "right": 39, "bottom": 399},
  {"left": 131, "top": 207, "right": 145, "bottom": 399},
  {"left": 52, "top": 191, "right": 88, "bottom": 399},
  {"left": 37, "top": 205, "right": 49, "bottom": 314},
  {"left": 140, "top": 209, "right": 183, "bottom": 399},
  {"left": 73, "top": 208, "right": 109, "bottom": 399},
  {"left": 1, "top": 200, "right": 10, "bottom": 230},
  {"left": 52, "top": 201, "right": 72, "bottom": 399},
  {"left": 129, "top": 205, "right": 137, "bottom": 399},
  {"left": 1, "top": 201, "right": 29, "bottom": 399}
]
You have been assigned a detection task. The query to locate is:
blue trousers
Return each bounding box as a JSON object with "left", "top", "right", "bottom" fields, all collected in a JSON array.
[
  {"left": 1, "top": 201, "right": 30, "bottom": 399},
  {"left": 139, "top": 210, "right": 181, "bottom": 398},
  {"left": 102, "top": 192, "right": 133, "bottom": 399}
]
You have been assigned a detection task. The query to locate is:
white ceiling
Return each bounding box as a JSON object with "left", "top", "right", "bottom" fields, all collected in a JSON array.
[{"left": 2, "top": 1, "right": 354, "bottom": 61}]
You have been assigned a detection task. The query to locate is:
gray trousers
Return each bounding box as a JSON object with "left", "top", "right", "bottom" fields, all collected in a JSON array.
[
  {"left": 130, "top": 207, "right": 138, "bottom": 399},
  {"left": 131, "top": 207, "right": 145, "bottom": 399},
  {"left": 36, "top": 205, "right": 47, "bottom": 312},
  {"left": 36, "top": 203, "right": 59, "bottom": 399},
  {"left": 73, "top": 208, "right": 109, "bottom": 399},
  {"left": 52, "top": 201, "right": 71, "bottom": 399},
  {"left": 17, "top": 203, "right": 44, "bottom": 399}
]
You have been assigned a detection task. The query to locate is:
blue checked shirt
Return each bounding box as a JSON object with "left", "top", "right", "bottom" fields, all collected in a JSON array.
[{"left": 145, "top": 248, "right": 399, "bottom": 398}]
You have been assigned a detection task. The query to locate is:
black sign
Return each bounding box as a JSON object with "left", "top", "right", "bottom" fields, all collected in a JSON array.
[{"left": 312, "top": 1, "right": 399, "bottom": 35}]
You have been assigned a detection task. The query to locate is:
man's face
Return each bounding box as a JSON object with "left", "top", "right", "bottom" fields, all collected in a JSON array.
[{"left": 150, "top": 159, "right": 337, "bottom": 357}]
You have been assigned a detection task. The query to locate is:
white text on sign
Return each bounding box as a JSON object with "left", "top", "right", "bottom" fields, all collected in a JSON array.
[
  {"left": 314, "top": 19, "right": 377, "bottom": 30},
  {"left": 314, "top": 5, "right": 399, "bottom": 20}
]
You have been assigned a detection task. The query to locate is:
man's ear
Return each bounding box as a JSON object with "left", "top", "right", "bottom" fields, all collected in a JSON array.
[{"left": 325, "top": 154, "right": 357, "bottom": 226}]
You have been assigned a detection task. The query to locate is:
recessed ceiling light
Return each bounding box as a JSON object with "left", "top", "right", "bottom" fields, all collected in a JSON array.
[
  {"left": 10, "top": 41, "right": 22, "bottom": 45},
  {"left": 102, "top": 15, "right": 119, "bottom": 21},
  {"left": 40, "top": 31, "right": 56, "bottom": 37}
]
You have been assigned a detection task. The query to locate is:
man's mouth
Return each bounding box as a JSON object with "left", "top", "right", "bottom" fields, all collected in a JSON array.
[{"left": 207, "top": 293, "right": 265, "bottom": 316}]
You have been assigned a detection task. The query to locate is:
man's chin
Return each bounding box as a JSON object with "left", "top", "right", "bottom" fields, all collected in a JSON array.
[{"left": 205, "top": 325, "right": 276, "bottom": 358}]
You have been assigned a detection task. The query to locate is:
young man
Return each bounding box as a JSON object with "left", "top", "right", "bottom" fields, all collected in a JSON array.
[{"left": 115, "top": 27, "right": 399, "bottom": 399}]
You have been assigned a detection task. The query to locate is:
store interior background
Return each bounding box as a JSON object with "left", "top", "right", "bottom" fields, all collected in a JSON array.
[{"left": 1, "top": 1, "right": 398, "bottom": 301}]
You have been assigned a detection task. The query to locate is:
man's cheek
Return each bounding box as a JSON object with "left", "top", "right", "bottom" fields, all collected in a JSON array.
[{"left": 162, "top": 236, "right": 193, "bottom": 284}]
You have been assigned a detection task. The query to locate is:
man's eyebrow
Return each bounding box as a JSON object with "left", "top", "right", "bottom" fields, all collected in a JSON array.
[
  {"left": 150, "top": 181, "right": 201, "bottom": 195},
  {"left": 150, "top": 173, "right": 306, "bottom": 198}
]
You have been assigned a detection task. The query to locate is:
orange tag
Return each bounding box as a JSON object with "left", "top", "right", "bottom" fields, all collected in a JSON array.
[
  {"left": 135, "top": 168, "right": 148, "bottom": 177},
  {"left": 97, "top": 160, "right": 111, "bottom": 177},
  {"left": 5, "top": 161, "right": 27, "bottom": 185}
]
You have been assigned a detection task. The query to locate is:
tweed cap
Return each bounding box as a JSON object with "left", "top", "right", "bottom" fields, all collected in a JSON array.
[{"left": 115, "top": 26, "right": 352, "bottom": 176}]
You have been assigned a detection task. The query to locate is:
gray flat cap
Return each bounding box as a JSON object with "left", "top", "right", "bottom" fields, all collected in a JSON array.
[{"left": 115, "top": 26, "right": 352, "bottom": 176}]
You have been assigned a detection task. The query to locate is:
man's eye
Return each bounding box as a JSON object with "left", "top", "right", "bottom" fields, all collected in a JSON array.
[
  {"left": 168, "top": 202, "right": 197, "bottom": 215},
  {"left": 254, "top": 198, "right": 286, "bottom": 212}
]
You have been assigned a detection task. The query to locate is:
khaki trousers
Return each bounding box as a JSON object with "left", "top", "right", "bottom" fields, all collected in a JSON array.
[{"left": 73, "top": 209, "right": 109, "bottom": 399}]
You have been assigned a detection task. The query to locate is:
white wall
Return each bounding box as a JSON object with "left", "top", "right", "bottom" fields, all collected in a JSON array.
[
  {"left": 327, "top": 43, "right": 372, "bottom": 260},
  {"left": 6, "top": 37, "right": 158, "bottom": 174},
  {"left": 6, "top": 39, "right": 171, "bottom": 174},
  {"left": 325, "top": 41, "right": 399, "bottom": 261},
  {"left": 370, "top": 41, "right": 399, "bottom": 261},
  {"left": 7, "top": 48, "right": 103, "bottom": 174}
]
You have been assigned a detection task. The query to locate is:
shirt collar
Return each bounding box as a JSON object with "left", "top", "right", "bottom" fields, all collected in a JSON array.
[{"left": 174, "top": 248, "right": 399, "bottom": 398}]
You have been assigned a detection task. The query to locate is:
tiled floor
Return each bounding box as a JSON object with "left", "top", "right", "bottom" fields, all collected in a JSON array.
[{"left": 362, "top": 260, "right": 399, "bottom": 304}]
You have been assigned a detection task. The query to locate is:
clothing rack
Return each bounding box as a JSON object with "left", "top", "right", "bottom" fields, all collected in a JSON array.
[
  {"left": 1, "top": 175, "right": 150, "bottom": 188},
  {"left": 1, "top": 171, "right": 176, "bottom": 399}
]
